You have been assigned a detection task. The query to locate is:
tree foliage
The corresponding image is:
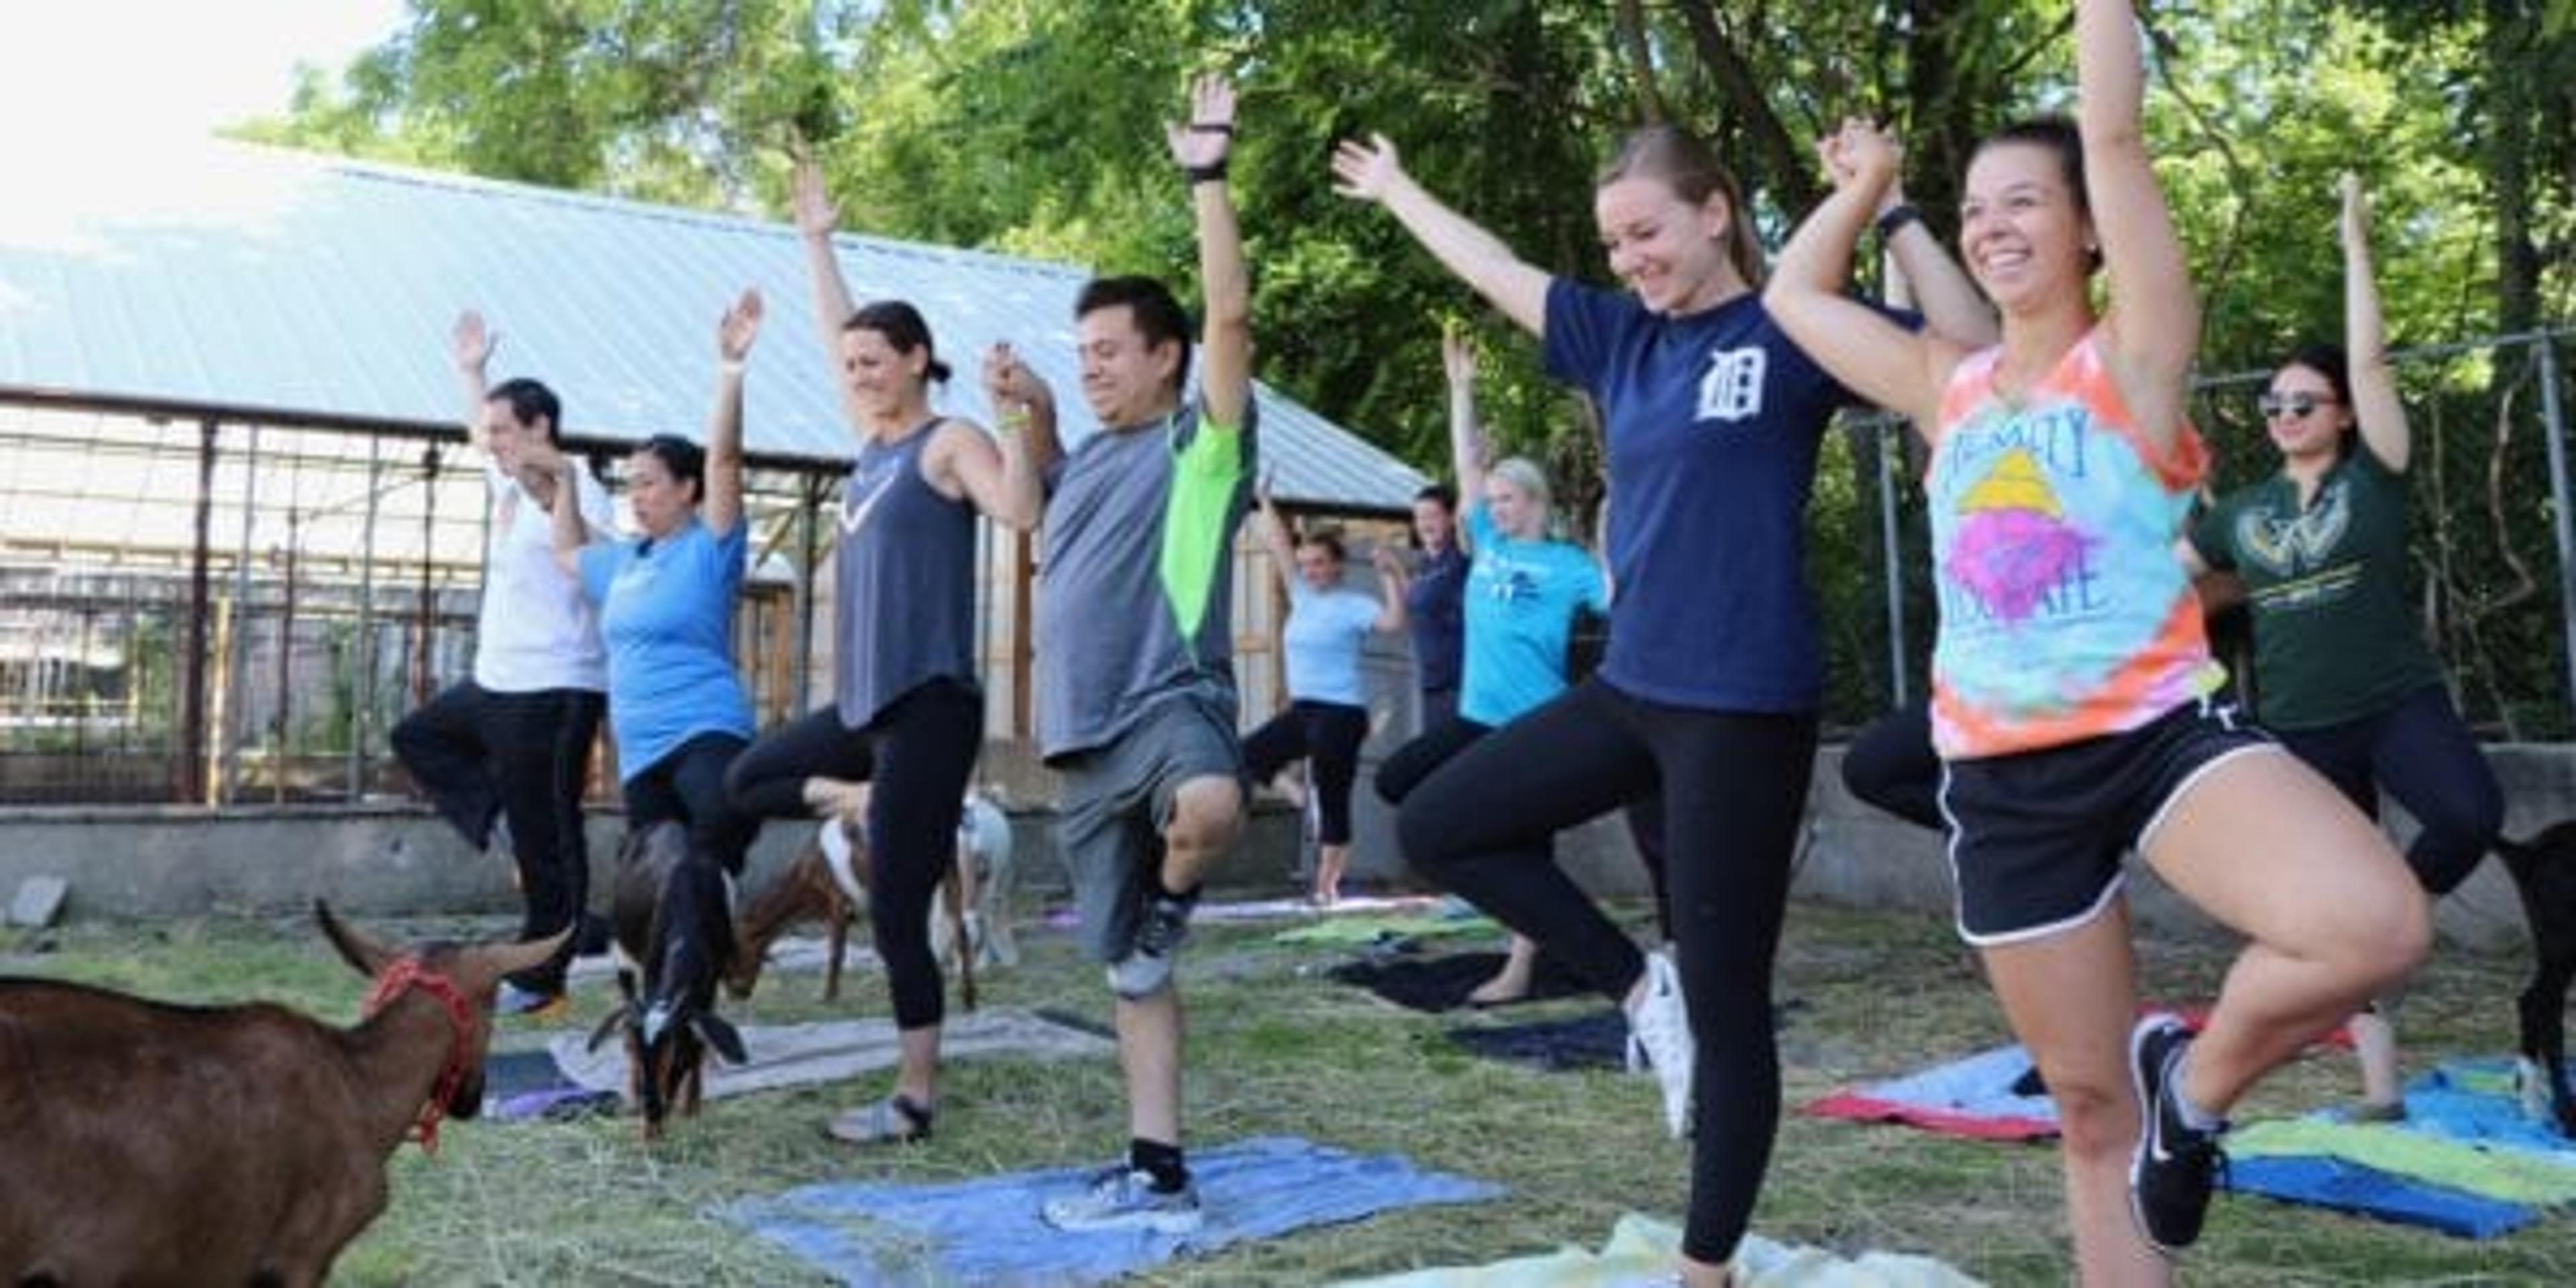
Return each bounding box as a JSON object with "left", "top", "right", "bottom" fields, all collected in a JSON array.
[{"left": 249, "top": 0, "right": 2576, "bottom": 727}]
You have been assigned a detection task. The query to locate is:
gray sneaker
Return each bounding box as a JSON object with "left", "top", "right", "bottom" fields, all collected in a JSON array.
[
  {"left": 1040, "top": 1165, "right": 1203, "bottom": 1234},
  {"left": 1106, "top": 891, "right": 1195, "bottom": 999}
]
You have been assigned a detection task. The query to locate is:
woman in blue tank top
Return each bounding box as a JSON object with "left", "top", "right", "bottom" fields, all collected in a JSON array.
[
  {"left": 720, "top": 156, "right": 1049, "bottom": 1148},
  {"left": 1332, "top": 109, "right": 1994, "bottom": 1279}
]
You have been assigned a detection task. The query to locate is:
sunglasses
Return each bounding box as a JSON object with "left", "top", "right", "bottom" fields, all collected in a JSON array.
[{"left": 2258, "top": 392, "right": 2337, "bottom": 420}]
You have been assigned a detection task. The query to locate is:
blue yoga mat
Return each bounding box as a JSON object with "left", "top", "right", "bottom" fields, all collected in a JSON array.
[
  {"left": 2226, "top": 1155, "right": 2536, "bottom": 1240},
  {"left": 722, "top": 1135, "right": 1505, "bottom": 1285}
]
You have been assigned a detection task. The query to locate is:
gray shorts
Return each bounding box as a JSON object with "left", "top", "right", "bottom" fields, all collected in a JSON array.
[{"left": 1055, "top": 694, "right": 1244, "bottom": 963}]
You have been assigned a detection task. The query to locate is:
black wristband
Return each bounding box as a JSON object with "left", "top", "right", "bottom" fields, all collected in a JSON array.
[
  {"left": 1874, "top": 202, "right": 1923, "bottom": 241},
  {"left": 1183, "top": 159, "right": 1229, "bottom": 185},
  {"left": 1187, "top": 122, "right": 1235, "bottom": 136}
]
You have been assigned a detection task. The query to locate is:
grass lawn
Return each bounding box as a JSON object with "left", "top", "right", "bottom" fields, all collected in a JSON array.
[{"left": 7, "top": 893, "right": 2573, "bottom": 1285}]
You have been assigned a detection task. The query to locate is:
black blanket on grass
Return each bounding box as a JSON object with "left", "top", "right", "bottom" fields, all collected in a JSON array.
[
  {"left": 1445, "top": 1009, "right": 1633, "bottom": 1071},
  {"left": 1325, "top": 949, "right": 1590, "bottom": 1014}
]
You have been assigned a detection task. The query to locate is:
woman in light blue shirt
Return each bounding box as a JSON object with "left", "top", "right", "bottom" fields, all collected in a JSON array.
[{"left": 1244, "top": 478, "right": 1404, "bottom": 904}]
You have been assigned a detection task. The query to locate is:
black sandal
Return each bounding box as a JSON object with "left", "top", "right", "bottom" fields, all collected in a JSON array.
[{"left": 826, "top": 1093, "right": 934, "bottom": 1144}]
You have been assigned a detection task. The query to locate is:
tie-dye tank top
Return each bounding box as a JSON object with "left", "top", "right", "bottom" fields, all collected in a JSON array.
[{"left": 1927, "top": 329, "right": 2226, "bottom": 759}]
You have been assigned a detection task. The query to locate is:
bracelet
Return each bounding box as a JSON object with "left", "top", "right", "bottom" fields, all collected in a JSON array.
[
  {"left": 997, "top": 407, "right": 1030, "bottom": 434},
  {"left": 1183, "top": 159, "right": 1229, "bottom": 185},
  {"left": 1874, "top": 202, "right": 1924, "bottom": 241},
  {"left": 1187, "top": 122, "right": 1234, "bottom": 136},
  {"left": 719, "top": 358, "right": 747, "bottom": 376}
]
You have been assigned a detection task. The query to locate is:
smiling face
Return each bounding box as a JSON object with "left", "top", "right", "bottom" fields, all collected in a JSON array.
[
  {"left": 1960, "top": 140, "right": 2093, "bottom": 315},
  {"left": 1075, "top": 304, "right": 1182, "bottom": 429},
  {"left": 1483, "top": 474, "right": 1544, "bottom": 541},
  {"left": 1594, "top": 175, "right": 1739, "bottom": 317},
  {"left": 625, "top": 448, "right": 698, "bottom": 539},
  {"left": 838, "top": 326, "right": 929, "bottom": 425},
  {"left": 1293, "top": 540, "right": 1342, "bottom": 592},
  {"left": 2264, "top": 362, "right": 2350, "bottom": 461},
  {"left": 480, "top": 398, "right": 543, "bottom": 473}
]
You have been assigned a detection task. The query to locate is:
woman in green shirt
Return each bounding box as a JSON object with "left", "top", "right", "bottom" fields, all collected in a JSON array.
[{"left": 2181, "top": 174, "right": 2504, "bottom": 1120}]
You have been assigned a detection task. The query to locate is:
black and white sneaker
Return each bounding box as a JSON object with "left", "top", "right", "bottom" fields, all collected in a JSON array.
[
  {"left": 2128, "top": 1012, "right": 2227, "bottom": 1254},
  {"left": 1106, "top": 890, "right": 1197, "bottom": 999}
]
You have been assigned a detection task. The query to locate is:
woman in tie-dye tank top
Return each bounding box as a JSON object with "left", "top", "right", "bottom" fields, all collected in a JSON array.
[{"left": 1764, "top": 1, "right": 2427, "bottom": 1279}]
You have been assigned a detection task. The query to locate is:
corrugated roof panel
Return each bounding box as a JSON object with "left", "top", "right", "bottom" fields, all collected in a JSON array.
[{"left": 0, "top": 141, "right": 1424, "bottom": 513}]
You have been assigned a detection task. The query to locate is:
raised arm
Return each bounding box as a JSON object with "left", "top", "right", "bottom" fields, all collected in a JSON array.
[
  {"left": 452, "top": 311, "right": 496, "bottom": 452},
  {"left": 1171, "top": 75, "right": 1252, "bottom": 428},
  {"left": 790, "top": 155, "right": 869, "bottom": 433},
  {"left": 1874, "top": 152, "right": 1998, "bottom": 349},
  {"left": 1441, "top": 330, "right": 1489, "bottom": 508},
  {"left": 1332, "top": 134, "right": 1551, "bottom": 337},
  {"left": 2340, "top": 173, "right": 2408, "bottom": 473},
  {"left": 969, "top": 342, "right": 1061, "bottom": 531},
  {"left": 1765, "top": 121, "right": 1956, "bottom": 429},
  {"left": 508, "top": 435, "right": 591, "bottom": 579},
  {"left": 1250, "top": 474, "right": 1297, "bottom": 594},
  {"left": 704, "top": 288, "right": 759, "bottom": 540},
  {"left": 2081, "top": 0, "right": 2200, "bottom": 449},
  {"left": 1368, "top": 545, "right": 1409, "bottom": 633}
]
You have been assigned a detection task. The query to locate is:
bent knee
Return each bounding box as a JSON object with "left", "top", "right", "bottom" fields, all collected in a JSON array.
[{"left": 1165, "top": 777, "right": 1242, "bottom": 851}]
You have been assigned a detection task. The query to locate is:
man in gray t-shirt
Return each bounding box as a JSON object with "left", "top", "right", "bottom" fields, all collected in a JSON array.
[{"left": 988, "top": 73, "right": 1253, "bottom": 1238}]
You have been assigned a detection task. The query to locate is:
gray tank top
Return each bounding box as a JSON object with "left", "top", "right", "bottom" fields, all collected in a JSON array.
[{"left": 833, "top": 419, "right": 980, "bottom": 727}]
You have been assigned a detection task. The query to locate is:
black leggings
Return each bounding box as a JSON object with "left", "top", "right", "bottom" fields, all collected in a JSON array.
[
  {"left": 724, "top": 680, "right": 983, "bottom": 1030},
  {"left": 1242, "top": 699, "right": 1368, "bottom": 845},
  {"left": 2275, "top": 682, "right": 2503, "bottom": 896},
  {"left": 1379, "top": 714, "right": 1673, "bottom": 936},
  {"left": 1841, "top": 700, "right": 1943, "bottom": 831},
  {"left": 621, "top": 732, "right": 761, "bottom": 878},
  {"left": 1395, "top": 676, "right": 1817, "bottom": 1265},
  {"left": 390, "top": 681, "right": 603, "bottom": 990}
]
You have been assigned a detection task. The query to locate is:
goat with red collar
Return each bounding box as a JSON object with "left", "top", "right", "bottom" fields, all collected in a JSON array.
[{"left": 0, "top": 902, "right": 566, "bottom": 1286}]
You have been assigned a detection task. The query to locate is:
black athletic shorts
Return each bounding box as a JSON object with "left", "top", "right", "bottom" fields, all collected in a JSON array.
[{"left": 1939, "top": 696, "right": 2276, "bottom": 946}]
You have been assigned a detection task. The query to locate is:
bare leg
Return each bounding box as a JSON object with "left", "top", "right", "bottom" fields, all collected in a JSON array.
[
  {"left": 1122, "top": 773, "right": 1242, "bottom": 1146},
  {"left": 1313, "top": 842, "right": 1349, "bottom": 906},
  {"left": 1984, "top": 903, "right": 2171, "bottom": 1287},
  {"left": 1468, "top": 934, "right": 1540, "bottom": 1006},
  {"left": 2143, "top": 749, "right": 2428, "bottom": 1115}
]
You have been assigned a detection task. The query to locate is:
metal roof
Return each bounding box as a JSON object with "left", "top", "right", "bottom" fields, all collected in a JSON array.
[{"left": 0, "top": 141, "right": 1424, "bottom": 513}]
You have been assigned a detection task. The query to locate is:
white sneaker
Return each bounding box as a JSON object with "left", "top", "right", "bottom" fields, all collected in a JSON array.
[{"left": 1626, "top": 949, "right": 1695, "bottom": 1138}]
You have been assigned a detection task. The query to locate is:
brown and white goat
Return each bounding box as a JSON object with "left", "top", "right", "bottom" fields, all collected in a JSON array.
[
  {"left": 0, "top": 901, "right": 565, "bottom": 1288},
  {"left": 727, "top": 796, "right": 1014, "bottom": 1007},
  {"left": 588, "top": 821, "right": 746, "bottom": 1140}
]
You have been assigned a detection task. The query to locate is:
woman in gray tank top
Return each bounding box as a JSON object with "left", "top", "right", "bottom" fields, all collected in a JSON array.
[{"left": 723, "top": 155, "right": 1049, "bottom": 1146}]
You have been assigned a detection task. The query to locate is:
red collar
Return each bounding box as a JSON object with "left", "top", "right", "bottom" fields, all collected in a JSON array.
[{"left": 362, "top": 959, "right": 478, "bottom": 1156}]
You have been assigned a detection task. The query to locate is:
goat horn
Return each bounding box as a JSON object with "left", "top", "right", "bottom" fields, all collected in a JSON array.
[{"left": 479, "top": 925, "right": 575, "bottom": 985}]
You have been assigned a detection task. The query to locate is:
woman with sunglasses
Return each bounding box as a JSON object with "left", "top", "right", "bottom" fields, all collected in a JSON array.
[
  {"left": 2179, "top": 173, "right": 2504, "bottom": 1121},
  {"left": 1764, "top": 3, "right": 2428, "bottom": 1275}
]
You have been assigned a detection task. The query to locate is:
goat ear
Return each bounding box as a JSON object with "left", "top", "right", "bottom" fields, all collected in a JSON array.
[
  {"left": 315, "top": 900, "right": 396, "bottom": 978},
  {"left": 694, "top": 1012, "right": 749, "bottom": 1065}
]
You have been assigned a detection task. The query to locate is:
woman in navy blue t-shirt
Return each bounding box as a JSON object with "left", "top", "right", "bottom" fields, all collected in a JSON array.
[{"left": 1333, "top": 123, "right": 1992, "bottom": 1281}]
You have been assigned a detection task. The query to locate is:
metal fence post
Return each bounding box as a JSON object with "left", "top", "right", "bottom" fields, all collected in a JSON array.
[{"left": 2538, "top": 335, "right": 2576, "bottom": 733}]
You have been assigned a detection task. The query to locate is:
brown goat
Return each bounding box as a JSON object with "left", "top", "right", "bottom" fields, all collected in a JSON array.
[
  {"left": 727, "top": 816, "right": 981, "bottom": 1011},
  {"left": 0, "top": 902, "right": 564, "bottom": 1288}
]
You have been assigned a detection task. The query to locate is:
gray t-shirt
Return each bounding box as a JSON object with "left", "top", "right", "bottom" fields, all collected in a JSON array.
[{"left": 1036, "top": 398, "right": 1256, "bottom": 759}]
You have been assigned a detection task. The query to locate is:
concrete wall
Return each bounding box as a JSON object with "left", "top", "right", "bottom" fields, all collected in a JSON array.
[{"left": 7, "top": 744, "right": 2572, "bottom": 952}]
